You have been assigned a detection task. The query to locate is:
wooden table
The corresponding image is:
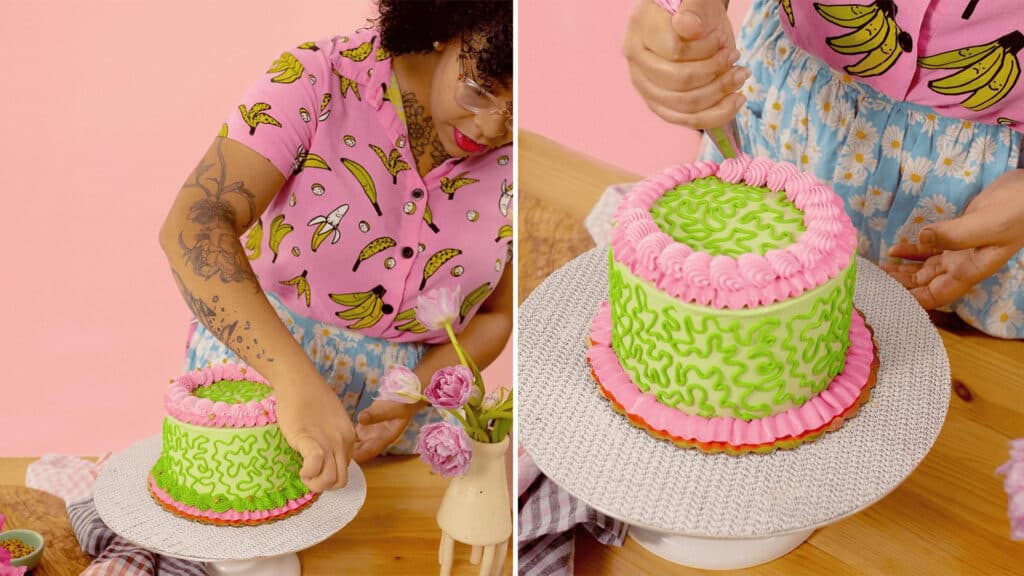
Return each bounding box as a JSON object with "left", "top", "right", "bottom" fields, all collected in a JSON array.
[
  {"left": 0, "top": 456, "right": 511, "bottom": 575},
  {"left": 518, "top": 130, "right": 1023, "bottom": 575}
]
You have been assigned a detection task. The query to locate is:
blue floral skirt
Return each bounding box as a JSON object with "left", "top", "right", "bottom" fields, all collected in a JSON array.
[
  {"left": 184, "top": 291, "right": 440, "bottom": 454},
  {"left": 703, "top": 0, "right": 1024, "bottom": 338}
]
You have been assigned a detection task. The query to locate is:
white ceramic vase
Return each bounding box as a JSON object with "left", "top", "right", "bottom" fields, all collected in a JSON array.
[{"left": 436, "top": 437, "right": 511, "bottom": 576}]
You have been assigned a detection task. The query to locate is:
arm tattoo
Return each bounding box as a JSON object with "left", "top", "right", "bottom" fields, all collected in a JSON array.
[
  {"left": 179, "top": 139, "right": 258, "bottom": 283},
  {"left": 401, "top": 90, "right": 451, "bottom": 171},
  {"left": 172, "top": 270, "right": 275, "bottom": 363}
]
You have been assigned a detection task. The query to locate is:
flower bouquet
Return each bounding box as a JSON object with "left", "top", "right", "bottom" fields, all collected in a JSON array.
[{"left": 378, "top": 286, "right": 512, "bottom": 575}]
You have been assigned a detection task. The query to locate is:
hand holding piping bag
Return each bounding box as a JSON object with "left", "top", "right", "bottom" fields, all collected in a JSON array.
[{"left": 624, "top": 0, "right": 749, "bottom": 141}]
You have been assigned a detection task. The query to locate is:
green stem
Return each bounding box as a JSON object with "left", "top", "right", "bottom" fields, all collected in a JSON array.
[{"left": 444, "top": 323, "right": 470, "bottom": 368}]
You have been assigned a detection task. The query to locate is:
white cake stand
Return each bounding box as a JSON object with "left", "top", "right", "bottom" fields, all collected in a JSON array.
[
  {"left": 518, "top": 249, "right": 950, "bottom": 570},
  {"left": 94, "top": 436, "right": 366, "bottom": 576}
]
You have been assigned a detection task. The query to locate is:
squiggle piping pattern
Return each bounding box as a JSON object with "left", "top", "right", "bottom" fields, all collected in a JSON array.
[
  {"left": 608, "top": 251, "right": 856, "bottom": 420},
  {"left": 153, "top": 416, "right": 309, "bottom": 513}
]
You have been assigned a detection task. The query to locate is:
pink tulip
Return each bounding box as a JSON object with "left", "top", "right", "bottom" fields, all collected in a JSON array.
[
  {"left": 416, "top": 422, "right": 473, "bottom": 477},
  {"left": 416, "top": 286, "right": 462, "bottom": 330},
  {"left": 378, "top": 365, "right": 422, "bottom": 404},
  {"left": 424, "top": 365, "right": 474, "bottom": 409}
]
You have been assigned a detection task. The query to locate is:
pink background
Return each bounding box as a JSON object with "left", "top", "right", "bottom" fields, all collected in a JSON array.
[
  {"left": 519, "top": 0, "right": 753, "bottom": 175},
  {"left": 0, "top": 1, "right": 511, "bottom": 456}
]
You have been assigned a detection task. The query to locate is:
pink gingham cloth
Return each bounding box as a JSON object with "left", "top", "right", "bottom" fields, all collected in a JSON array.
[
  {"left": 517, "top": 448, "right": 627, "bottom": 575},
  {"left": 23, "top": 455, "right": 206, "bottom": 575},
  {"left": 997, "top": 439, "right": 1024, "bottom": 540}
]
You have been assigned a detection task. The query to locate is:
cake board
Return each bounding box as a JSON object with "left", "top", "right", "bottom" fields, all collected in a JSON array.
[
  {"left": 94, "top": 435, "right": 367, "bottom": 576},
  {"left": 518, "top": 248, "right": 950, "bottom": 570}
]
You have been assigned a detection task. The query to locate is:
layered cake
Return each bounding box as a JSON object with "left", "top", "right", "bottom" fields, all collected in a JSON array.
[
  {"left": 587, "top": 157, "right": 878, "bottom": 454},
  {"left": 148, "top": 364, "right": 318, "bottom": 525}
]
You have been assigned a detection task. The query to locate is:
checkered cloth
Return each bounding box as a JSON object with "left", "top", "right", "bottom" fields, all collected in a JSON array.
[
  {"left": 25, "top": 455, "right": 207, "bottom": 575},
  {"left": 516, "top": 449, "right": 627, "bottom": 576}
]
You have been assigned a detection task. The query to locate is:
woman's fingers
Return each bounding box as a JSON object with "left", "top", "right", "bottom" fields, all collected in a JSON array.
[
  {"left": 644, "top": 91, "right": 746, "bottom": 130},
  {"left": 296, "top": 436, "right": 325, "bottom": 486},
  {"left": 332, "top": 443, "right": 350, "bottom": 490},
  {"left": 635, "top": 45, "right": 739, "bottom": 93}
]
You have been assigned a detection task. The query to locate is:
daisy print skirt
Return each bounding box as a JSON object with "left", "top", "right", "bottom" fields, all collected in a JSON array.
[
  {"left": 702, "top": 0, "right": 1024, "bottom": 338},
  {"left": 184, "top": 291, "right": 437, "bottom": 454}
]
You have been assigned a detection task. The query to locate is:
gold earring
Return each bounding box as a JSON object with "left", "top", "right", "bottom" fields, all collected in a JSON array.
[{"left": 433, "top": 41, "right": 442, "bottom": 50}]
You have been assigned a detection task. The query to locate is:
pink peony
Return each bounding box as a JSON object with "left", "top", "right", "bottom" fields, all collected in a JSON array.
[
  {"left": 416, "top": 422, "right": 473, "bottom": 477},
  {"left": 424, "top": 365, "right": 474, "bottom": 409},
  {"left": 379, "top": 366, "right": 423, "bottom": 404},
  {"left": 416, "top": 286, "right": 462, "bottom": 330}
]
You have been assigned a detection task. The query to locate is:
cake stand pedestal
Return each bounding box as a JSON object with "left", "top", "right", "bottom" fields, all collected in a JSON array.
[
  {"left": 94, "top": 436, "right": 367, "bottom": 576},
  {"left": 519, "top": 249, "right": 950, "bottom": 570}
]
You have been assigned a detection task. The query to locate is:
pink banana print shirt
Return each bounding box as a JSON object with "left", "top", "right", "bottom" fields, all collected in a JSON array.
[
  {"left": 657, "top": 0, "right": 1024, "bottom": 130},
  {"left": 224, "top": 30, "right": 513, "bottom": 344}
]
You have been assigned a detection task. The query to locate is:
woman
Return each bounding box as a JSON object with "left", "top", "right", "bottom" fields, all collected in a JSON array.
[{"left": 159, "top": 0, "right": 513, "bottom": 493}]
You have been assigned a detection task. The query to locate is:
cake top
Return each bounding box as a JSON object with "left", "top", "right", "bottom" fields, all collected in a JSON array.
[
  {"left": 611, "top": 157, "right": 857, "bottom": 310},
  {"left": 650, "top": 177, "right": 805, "bottom": 257},
  {"left": 165, "top": 364, "right": 277, "bottom": 428}
]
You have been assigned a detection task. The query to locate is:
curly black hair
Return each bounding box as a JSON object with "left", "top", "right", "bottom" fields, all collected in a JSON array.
[{"left": 376, "top": 0, "right": 512, "bottom": 87}]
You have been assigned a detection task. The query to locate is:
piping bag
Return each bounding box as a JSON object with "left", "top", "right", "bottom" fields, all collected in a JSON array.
[{"left": 653, "top": 0, "right": 743, "bottom": 159}]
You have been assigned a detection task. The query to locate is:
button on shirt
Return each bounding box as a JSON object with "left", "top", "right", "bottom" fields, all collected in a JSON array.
[{"left": 224, "top": 30, "right": 514, "bottom": 344}]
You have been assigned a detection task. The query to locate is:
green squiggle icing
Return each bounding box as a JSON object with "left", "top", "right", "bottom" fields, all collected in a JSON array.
[
  {"left": 152, "top": 417, "right": 308, "bottom": 513},
  {"left": 192, "top": 380, "right": 274, "bottom": 404},
  {"left": 649, "top": 177, "right": 805, "bottom": 256},
  {"left": 609, "top": 249, "right": 855, "bottom": 420}
]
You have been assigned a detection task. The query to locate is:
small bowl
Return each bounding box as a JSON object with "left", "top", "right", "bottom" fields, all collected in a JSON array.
[{"left": 0, "top": 529, "right": 44, "bottom": 570}]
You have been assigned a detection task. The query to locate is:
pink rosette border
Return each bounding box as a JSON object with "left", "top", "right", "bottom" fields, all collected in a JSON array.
[
  {"left": 611, "top": 157, "right": 858, "bottom": 309},
  {"left": 164, "top": 364, "right": 277, "bottom": 428},
  {"left": 148, "top": 474, "right": 315, "bottom": 524},
  {"left": 587, "top": 301, "right": 875, "bottom": 447}
]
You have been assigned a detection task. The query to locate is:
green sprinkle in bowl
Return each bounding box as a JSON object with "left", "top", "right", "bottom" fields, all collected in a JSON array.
[{"left": 0, "top": 528, "right": 44, "bottom": 570}]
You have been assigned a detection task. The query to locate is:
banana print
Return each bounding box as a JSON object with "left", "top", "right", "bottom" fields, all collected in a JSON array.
[
  {"left": 298, "top": 41, "right": 320, "bottom": 51},
  {"left": 369, "top": 144, "right": 411, "bottom": 184},
  {"left": 495, "top": 224, "right": 513, "bottom": 243},
  {"left": 394, "top": 308, "right": 428, "bottom": 334},
  {"left": 999, "top": 117, "right": 1020, "bottom": 126},
  {"left": 244, "top": 218, "right": 263, "bottom": 260},
  {"left": 268, "top": 215, "right": 294, "bottom": 263},
  {"left": 239, "top": 103, "right": 282, "bottom": 136},
  {"left": 816, "top": 0, "right": 913, "bottom": 78},
  {"left": 423, "top": 202, "right": 441, "bottom": 233},
  {"left": 353, "top": 236, "right": 397, "bottom": 271},
  {"left": 919, "top": 31, "right": 1024, "bottom": 112},
  {"left": 335, "top": 71, "right": 362, "bottom": 101},
  {"left": 499, "top": 179, "right": 513, "bottom": 217},
  {"left": 376, "top": 46, "right": 391, "bottom": 61},
  {"left": 460, "top": 283, "right": 493, "bottom": 323},
  {"left": 440, "top": 172, "right": 480, "bottom": 201},
  {"left": 340, "top": 38, "right": 375, "bottom": 62},
  {"left": 319, "top": 93, "right": 332, "bottom": 122},
  {"left": 281, "top": 270, "right": 312, "bottom": 307},
  {"left": 290, "top": 145, "right": 332, "bottom": 176},
  {"left": 779, "top": 0, "right": 794, "bottom": 26},
  {"left": 267, "top": 52, "right": 304, "bottom": 83},
  {"left": 218, "top": 123, "right": 228, "bottom": 138},
  {"left": 307, "top": 204, "right": 350, "bottom": 251},
  {"left": 420, "top": 248, "right": 462, "bottom": 290},
  {"left": 330, "top": 284, "right": 392, "bottom": 329},
  {"left": 341, "top": 158, "right": 383, "bottom": 216}
]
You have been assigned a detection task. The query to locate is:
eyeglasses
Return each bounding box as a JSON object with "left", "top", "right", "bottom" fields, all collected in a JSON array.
[{"left": 456, "top": 56, "right": 513, "bottom": 133}]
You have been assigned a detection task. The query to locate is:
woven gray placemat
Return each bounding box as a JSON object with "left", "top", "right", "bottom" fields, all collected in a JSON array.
[
  {"left": 94, "top": 435, "right": 366, "bottom": 561},
  {"left": 518, "top": 248, "right": 950, "bottom": 538}
]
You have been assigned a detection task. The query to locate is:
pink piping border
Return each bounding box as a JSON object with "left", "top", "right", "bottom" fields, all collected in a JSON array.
[
  {"left": 165, "top": 364, "right": 277, "bottom": 428},
  {"left": 148, "top": 474, "right": 315, "bottom": 523},
  {"left": 587, "top": 301, "right": 874, "bottom": 446},
  {"left": 611, "top": 157, "right": 857, "bottom": 309}
]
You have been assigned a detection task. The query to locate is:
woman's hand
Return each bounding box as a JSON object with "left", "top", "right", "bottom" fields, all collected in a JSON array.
[
  {"left": 884, "top": 169, "right": 1024, "bottom": 309},
  {"left": 352, "top": 399, "right": 423, "bottom": 463},
  {"left": 623, "top": 0, "right": 747, "bottom": 129},
  {"left": 274, "top": 374, "right": 356, "bottom": 492}
]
